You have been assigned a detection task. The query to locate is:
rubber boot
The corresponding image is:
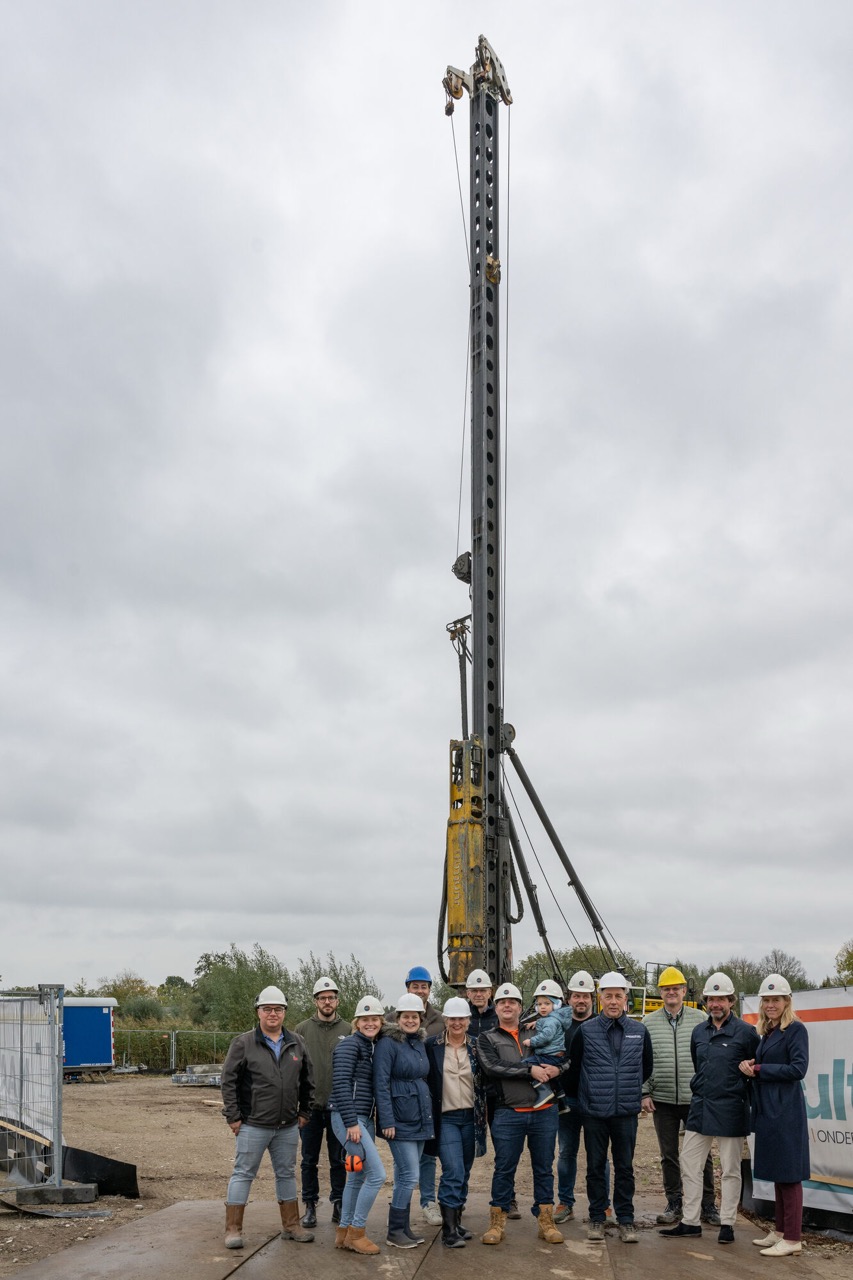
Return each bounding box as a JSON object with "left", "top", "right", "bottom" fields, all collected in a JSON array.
[
  {"left": 387, "top": 1205, "right": 418, "bottom": 1249},
  {"left": 482, "top": 1206, "right": 507, "bottom": 1245},
  {"left": 403, "top": 1205, "right": 424, "bottom": 1244},
  {"left": 456, "top": 1206, "right": 472, "bottom": 1240},
  {"left": 279, "top": 1200, "right": 314, "bottom": 1242},
  {"left": 346, "top": 1227, "right": 381, "bottom": 1255},
  {"left": 440, "top": 1204, "right": 465, "bottom": 1248},
  {"left": 332, "top": 1200, "right": 342, "bottom": 1224},
  {"left": 301, "top": 1200, "right": 317, "bottom": 1228},
  {"left": 537, "top": 1205, "right": 564, "bottom": 1244},
  {"left": 224, "top": 1203, "right": 244, "bottom": 1249}
]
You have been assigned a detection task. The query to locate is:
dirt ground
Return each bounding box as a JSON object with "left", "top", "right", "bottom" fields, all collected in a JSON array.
[{"left": 0, "top": 1075, "right": 850, "bottom": 1275}]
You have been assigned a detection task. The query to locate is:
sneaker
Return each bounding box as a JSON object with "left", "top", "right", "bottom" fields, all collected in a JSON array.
[
  {"left": 553, "top": 1204, "right": 574, "bottom": 1224},
  {"left": 656, "top": 1200, "right": 682, "bottom": 1225},
  {"left": 421, "top": 1203, "right": 442, "bottom": 1227},
  {"left": 660, "top": 1222, "right": 701, "bottom": 1238},
  {"left": 588, "top": 1222, "right": 605, "bottom": 1242},
  {"left": 618, "top": 1223, "right": 638, "bottom": 1243},
  {"left": 701, "top": 1205, "right": 721, "bottom": 1226},
  {"left": 507, "top": 1199, "right": 521, "bottom": 1220},
  {"left": 718, "top": 1225, "right": 735, "bottom": 1244}
]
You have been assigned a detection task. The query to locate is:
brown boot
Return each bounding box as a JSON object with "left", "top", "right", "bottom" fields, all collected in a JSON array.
[
  {"left": 224, "top": 1203, "right": 245, "bottom": 1249},
  {"left": 537, "top": 1205, "right": 564, "bottom": 1244},
  {"left": 335, "top": 1226, "right": 349, "bottom": 1248},
  {"left": 482, "top": 1206, "right": 507, "bottom": 1245},
  {"left": 346, "top": 1227, "right": 380, "bottom": 1255},
  {"left": 279, "top": 1200, "right": 314, "bottom": 1242}
]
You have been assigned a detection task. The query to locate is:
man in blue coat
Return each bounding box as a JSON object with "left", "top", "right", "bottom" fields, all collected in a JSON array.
[
  {"left": 660, "top": 971, "right": 759, "bottom": 1246},
  {"left": 565, "top": 971, "right": 653, "bottom": 1245}
]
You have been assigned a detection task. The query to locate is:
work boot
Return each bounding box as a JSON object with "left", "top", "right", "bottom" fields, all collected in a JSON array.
[
  {"left": 507, "top": 1198, "right": 521, "bottom": 1219},
  {"left": 301, "top": 1200, "right": 317, "bottom": 1228},
  {"left": 656, "top": 1199, "right": 682, "bottom": 1224},
  {"left": 660, "top": 1221, "right": 701, "bottom": 1238},
  {"left": 440, "top": 1204, "right": 465, "bottom": 1247},
  {"left": 588, "top": 1222, "right": 605, "bottom": 1242},
  {"left": 224, "top": 1203, "right": 244, "bottom": 1249},
  {"left": 335, "top": 1226, "right": 349, "bottom": 1248},
  {"left": 346, "top": 1227, "right": 381, "bottom": 1255},
  {"left": 387, "top": 1206, "right": 418, "bottom": 1249},
  {"left": 482, "top": 1206, "right": 507, "bottom": 1245},
  {"left": 537, "top": 1205, "right": 563, "bottom": 1244},
  {"left": 554, "top": 1203, "right": 574, "bottom": 1224},
  {"left": 279, "top": 1200, "right": 314, "bottom": 1242},
  {"left": 618, "top": 1222, "right": 638, "bottom": 1243}
]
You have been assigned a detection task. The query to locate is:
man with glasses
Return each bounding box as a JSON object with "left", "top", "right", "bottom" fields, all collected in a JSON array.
[
  {"left": 221, "top": 986, "right": 315, "bottom": 1250},
  {"left": 295, "top": 976, "right": 352, "bottom": 1227}
]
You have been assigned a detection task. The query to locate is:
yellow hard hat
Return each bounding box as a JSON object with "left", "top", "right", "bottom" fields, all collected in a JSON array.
[{"left": 658, "top": 966, "right": 687, "bottom": 987}]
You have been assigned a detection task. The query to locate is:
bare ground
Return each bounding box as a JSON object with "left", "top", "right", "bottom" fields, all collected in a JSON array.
[{"left": 0, "top": 1075, "right": 849, "bottom": 1276}]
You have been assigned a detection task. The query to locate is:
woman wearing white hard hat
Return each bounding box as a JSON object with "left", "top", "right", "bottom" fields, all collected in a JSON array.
[
  {"left": 329, "top": 996, "right": 388, "bottom": 1255},
  {"left": 373, "top": 993, "right": 435, "bottom": 1248},
  {"left": 424, "top": 997, "right": 488, "bottom": 1247},
  {"left": 739, "top": 975, "right": 809, "bottom": 1258}
]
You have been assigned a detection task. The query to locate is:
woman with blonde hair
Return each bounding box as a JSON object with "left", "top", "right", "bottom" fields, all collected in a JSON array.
[{"left": 739, "top": 974, "right": 809, "bottom": 1258}]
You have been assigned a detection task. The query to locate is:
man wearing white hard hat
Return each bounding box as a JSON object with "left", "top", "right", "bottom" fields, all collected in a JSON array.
[
  {"left": 554, "top": 969, "right": 611, "bottom": 1224},
  {"left": 660, "top": 972, "right": 758, "bottom": 1246},
  {"left": 477, "top": 982, "right": 564, "bottom": 1247},
  {"left": 221, "top": 986, "right": 315, "bottom": 1251},
  {"left": 565, "top": 972, "right": 653, "bottom": 1244},
  {"left": 465, "top": 968, "right": 498, "bottom": 1036},
  {"left": 295, "top": 976, "right": 352, "bottom": 1228}
]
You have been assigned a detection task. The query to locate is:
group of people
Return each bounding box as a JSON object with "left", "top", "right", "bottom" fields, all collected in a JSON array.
[{"left": 219, "top": 962, "right": 810, "bottom": 1258}]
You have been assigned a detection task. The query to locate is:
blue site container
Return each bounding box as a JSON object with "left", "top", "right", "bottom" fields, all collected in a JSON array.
[{"left": 63, "top": 997, "right": 118, "bottom": 1071}]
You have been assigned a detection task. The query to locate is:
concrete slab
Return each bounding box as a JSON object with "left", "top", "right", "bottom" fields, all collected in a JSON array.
[{"left": 5, "top": 1193, "right": 842, "bottom": 1280}]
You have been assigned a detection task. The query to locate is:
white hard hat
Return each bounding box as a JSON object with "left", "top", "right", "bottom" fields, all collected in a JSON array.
[
  {"left": 443, "top": 997, "right": 471, "bottom": 1018},
  {"left": 255, "top": 986, "right": 287, "bottom": 1008},
  {"left": 313, "top": 976, "right": 339, "bottom": 996},
  {"left": 494, "top": 982, "right": 522, "bottom": 1002},
  {"left": 598, "top": 971, "right": 631, "bottom": 991},
  {"left": 465, "top": 968, "right": 492, "bottom": 989},
  {"left": 352, "top": 996, "right": 385, "bottom": 1019},
  {"left": 534, "top": 980, "right": 563, "bottom": 999},
  {"left": 758, "top": 974, "right": 792, "bottom": 997},
  {"left": 567, "top": 970, "right": 595, "bottom": 992},
  {"left": 395, "top": 993, "right": 426, "bottom": 1014},
  {"left": 702, "top": 972, "right": 735, "bottom": 997}
]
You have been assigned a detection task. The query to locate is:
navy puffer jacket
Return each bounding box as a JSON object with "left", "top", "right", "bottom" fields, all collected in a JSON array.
[
  {"left": 575, "top": 1012, "right": 652, "bottom": 1117},
  {"left": 330, "top": 1030, "right": 378, "bottom": 1127},
  {"left": 373, "top": 1024, "right": 434, "bottom": 1142}
]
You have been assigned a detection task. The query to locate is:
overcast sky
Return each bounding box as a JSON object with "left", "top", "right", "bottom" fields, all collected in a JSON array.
[{"left": 2, "top": 2, "right": 852, "bottom": 1004}]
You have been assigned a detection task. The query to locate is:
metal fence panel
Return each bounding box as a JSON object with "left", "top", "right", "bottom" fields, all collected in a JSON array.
[
  {"left": 114, "top": 1028, "right": 241, "bottom": 1072},
  {"left": 0, "top": 986, "right": 63, "bottom": 1188}
]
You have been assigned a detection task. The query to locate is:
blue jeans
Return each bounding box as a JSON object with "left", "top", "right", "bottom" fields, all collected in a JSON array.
[
  {"left": 419, "top": 1151, "right": 437, "bottom": 1206},
  {"left": 389, "top": 1139, "right": 424, "bottom": 1209},
  {"left": 557, "top": 1107, "right": 611, "bottom": 1209},
  {"left": 330, "top": 1112, "right": 386, "bottom": 1229},
  {"left": 584, "top": 1114, "right": 638, "bottom": 1224},
  {"left": 226, "top": 1122, "right": 298, "bottom": 1205},
  {"left": 490, "top": 1105, "right": 558, "bottom": 1211},
  {"left": 437, "top": 1109, "right": 475, "bottom": 1208},
  {"left": 300, "top": 1107, "right": 346, "bottom": 1204}
]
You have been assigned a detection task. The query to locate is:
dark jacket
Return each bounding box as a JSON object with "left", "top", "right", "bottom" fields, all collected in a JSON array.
[
  {"left": 221, "top": 1026, "right": 314, "bottom": 1128},
  {"left": 477, "top": 1024, "right": 540, "bottom": 1110},
  {"left": 467, "top": 1000, "right": 499, "bottom": 1037},
  {"left": 373, "top": 1024, "right": 434, "bottom": 1141},
  {"left": 424, "top": 1032, "right": 488, "bottom": 1158},
  {"left": 687, "top": 1011, "right": 760, "bottom": 1137},
  {"left": 562, "top": 1013, "right": 594, "bottom": 1105},
  {"left": 751, "top": 1019, "right": 810, "bottom": 1183},
  {"left": 330, "top": 1029, "right": 379, "bottom": 1128},
  {"left": 568, "top": 1012, "right": 653, "bottom": 1118},
  {"left": 386, "top": 1004, "right": 444, "bottom": 1036},
  {"left": 294, "top": 1014, "right": 352, "bottom": 1108}
]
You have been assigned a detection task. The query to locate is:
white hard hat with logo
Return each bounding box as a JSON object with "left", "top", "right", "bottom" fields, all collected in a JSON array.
[
  {"left": 465, "top": 968, "right": 492, "bottom": 989},
  {"left": 758, "top": 973, "right": 792, "bottom": 997},
  {"left": 255, "top": 986, "right": 287, "bottom": 1008},
  {"left": 702, "top": 972, "right": 735, "bottom": 997},
  {"left": 395, "top": 993, "right": 426, "bottom": 1014},
  {"left": 313, "top": 976, "right": 339, "bottom": 996},
  {"left": 567, "top": 970, "right": 595, "bottom": 992},
  {"left": 494, "top": 982, "right": 522, "bottom": 1002},
  {"left": 442, "top": 997, "right": 472, "bottom": 1018},
  {"left": 534, "top": 980, "right": 563, "bottom": 999},
  {"left": 352, "top": 996, "right": 385, "bottom": 1019}
]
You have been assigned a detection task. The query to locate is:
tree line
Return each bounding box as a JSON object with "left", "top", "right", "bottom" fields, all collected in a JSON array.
[{"left": 57, "top": 936, "right": 853, "bottom": 1031}]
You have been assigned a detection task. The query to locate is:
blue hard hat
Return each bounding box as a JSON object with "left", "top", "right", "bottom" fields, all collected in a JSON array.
[{"left": 405, "top": 966, "right": 432, "bottom": 985}]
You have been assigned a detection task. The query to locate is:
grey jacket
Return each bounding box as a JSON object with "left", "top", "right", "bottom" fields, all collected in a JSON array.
[{"left": 221, "top": 1026, "right": 314, "bottom": 1128}]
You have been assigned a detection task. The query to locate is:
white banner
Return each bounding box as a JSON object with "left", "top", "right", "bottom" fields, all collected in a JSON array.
[{"left": 742, "top": 986, "right": 853, "bottom": 1216}]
